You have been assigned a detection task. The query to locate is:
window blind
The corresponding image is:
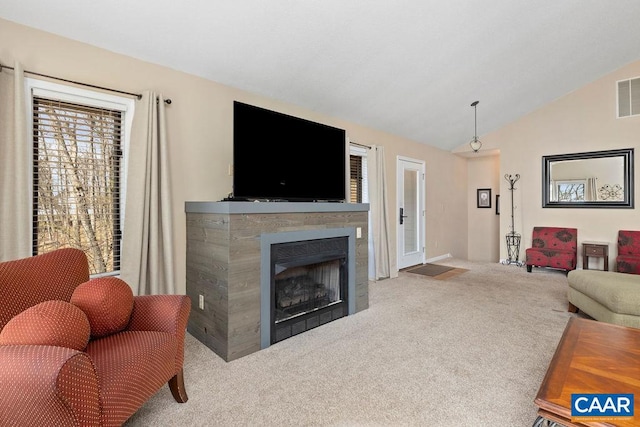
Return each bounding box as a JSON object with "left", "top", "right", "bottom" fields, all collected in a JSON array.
[
  {"left": 618, "top": 77, "right": 640, "bottom": 118},
  {"left": 350, "top": 155, "right": 363, "bottom": 203},
  {"left": 32, "top": 96, "right": 123, "bottom": 274}
]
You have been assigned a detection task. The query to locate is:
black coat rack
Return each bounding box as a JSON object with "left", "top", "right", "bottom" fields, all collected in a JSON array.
[{"left": 502, "top": 174, "right": 523, "bottom": 266}]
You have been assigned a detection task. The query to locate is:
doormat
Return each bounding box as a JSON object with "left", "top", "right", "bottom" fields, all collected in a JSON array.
[
  {"left": 431, "top": 267, "right": 468, "bottom": 280},
  {"left": 406, "top": 263, "right": 455, "bottom": 277}
]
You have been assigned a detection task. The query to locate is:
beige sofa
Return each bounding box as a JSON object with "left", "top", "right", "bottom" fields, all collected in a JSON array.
[{"left": 567, "top": 269, "right": 640, "bottom": 328}]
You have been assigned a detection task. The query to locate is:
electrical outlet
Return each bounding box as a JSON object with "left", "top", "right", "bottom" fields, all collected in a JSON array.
[
  {"left": 356, "top": 227, "right": 362, "bottom": 238},
  {"left": 199, "top": 294, "right": 204, "bottom": 310}
]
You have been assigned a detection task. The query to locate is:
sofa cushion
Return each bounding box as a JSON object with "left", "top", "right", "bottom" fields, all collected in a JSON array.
[
  {"left": 568, "top": 270, "right": 640, "bottom": 315},
  {"left": 0, "top": 300, "right": 91, "bottom": 351},
  {"left": 71, "top": 277, "right": 134, "bottom": 338}
]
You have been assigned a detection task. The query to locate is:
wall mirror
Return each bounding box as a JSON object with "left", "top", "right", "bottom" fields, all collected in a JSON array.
[{"left": 542, "top": 148, "right": 634, "bottom": 208}]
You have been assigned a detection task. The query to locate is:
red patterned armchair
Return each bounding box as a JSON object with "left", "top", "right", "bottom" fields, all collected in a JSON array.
[
  {"left": 617, "top": 230, "right": 640, "bottom": 274},
  {"left": 0, "top": 248, "right": 191, "bottom": 426},
  {"left": 525, "top": 226, "right": 578, "bottom": 273}
]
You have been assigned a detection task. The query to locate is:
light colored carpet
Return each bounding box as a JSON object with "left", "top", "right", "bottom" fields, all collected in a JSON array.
[{"left": 125, "top": 259, "right": 586, "bottom": 427}]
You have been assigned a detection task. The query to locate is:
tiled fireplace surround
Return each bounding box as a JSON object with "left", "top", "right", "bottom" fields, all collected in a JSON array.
[{"left": 185, "top": 202, "right": 369, "bottom": 362}]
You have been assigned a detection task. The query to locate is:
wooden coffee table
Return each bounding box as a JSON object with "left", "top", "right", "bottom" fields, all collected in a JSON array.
[{"left": 534, "top": 317, "right": 640, "bottom": 427}]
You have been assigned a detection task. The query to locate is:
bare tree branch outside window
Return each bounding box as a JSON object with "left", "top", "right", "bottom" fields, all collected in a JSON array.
[
  {"left": 556, "top": 183, "right": 585, "bottom": 202},
  {"left": 32, "top": 97, "right": 122, "bottom": 274}
]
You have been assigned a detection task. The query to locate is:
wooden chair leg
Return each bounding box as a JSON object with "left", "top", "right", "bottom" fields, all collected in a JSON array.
[
  {"left": 568, "top": 302, "right": 579, "bottom": 313},
  {"left": 168, "top": 368, "right": 188, "bottom": 403}
]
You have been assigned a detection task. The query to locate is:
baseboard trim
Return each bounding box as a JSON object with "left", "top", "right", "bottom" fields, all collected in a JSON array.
[{"left": 426, "top": 253, "right": 452, "bottom": 264}]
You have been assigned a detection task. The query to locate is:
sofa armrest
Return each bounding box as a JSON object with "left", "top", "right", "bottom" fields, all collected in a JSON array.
[
  {"left": 0, "top": 345, "right": 101, "bottom": 426},
  {"left": 126, "top": 295, "right": 191, "bottom": 373}
]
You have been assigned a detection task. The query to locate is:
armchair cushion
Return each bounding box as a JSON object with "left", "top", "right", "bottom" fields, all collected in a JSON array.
[
  {"left": 618, "top": 230, "right": 640, "bottom": 256},
  {"left": 617, "top": 230, "right": 640, "bottom": 274},
  {"left": 71, "top": 277, "right": 134, "bottom": 338},
  {"left": 0, "top": 300, "right": 90, "bottom": 351}
]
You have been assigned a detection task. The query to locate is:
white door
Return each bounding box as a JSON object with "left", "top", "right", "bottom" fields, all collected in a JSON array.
[{"left": 397, "top": 157, "right": 425, "bottom": 269}]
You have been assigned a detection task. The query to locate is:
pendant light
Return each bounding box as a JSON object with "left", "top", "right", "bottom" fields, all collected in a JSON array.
[{"left": 469, "top": 100, "right": 482, "bottom": 153}]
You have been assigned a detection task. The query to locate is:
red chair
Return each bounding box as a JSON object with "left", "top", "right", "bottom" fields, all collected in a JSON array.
[
  {"left": 525, "top": 227, "right": 578, "bottom": 273},
  {"left": 0, "top": 249, "right": 191, "bottom": 426},
  {"left": 617, "top": 230, "right": 640, "bottom": 274}
]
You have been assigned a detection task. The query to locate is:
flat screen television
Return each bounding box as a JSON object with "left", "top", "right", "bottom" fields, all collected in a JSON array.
[{"left": 232, "top": 101, "right": 346, "bottom": 202}]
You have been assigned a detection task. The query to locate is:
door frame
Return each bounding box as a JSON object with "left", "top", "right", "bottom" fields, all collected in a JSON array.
[{"left": 396, "top": 156, "right": 426, "bottom": 269}]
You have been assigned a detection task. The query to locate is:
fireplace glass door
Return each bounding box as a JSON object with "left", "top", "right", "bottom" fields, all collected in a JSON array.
[
  {"left": 271, "top": 237, "right": 348, "bottom": 343},
  {"left": 275, "top": 259, "right": 342, "bottom": 323}
]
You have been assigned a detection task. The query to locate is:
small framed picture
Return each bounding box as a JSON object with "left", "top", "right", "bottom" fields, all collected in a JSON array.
[
  {"left": 477, "top": 188, "right": 492, "bottom": 208},
  {"left": 496, "top": 194, "right": 500, "bottom": 215}
]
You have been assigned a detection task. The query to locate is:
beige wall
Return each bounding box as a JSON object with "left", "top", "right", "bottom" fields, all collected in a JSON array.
[
  {"left": 480, "top": 60, "right": 640, "bottom": 268},
  {"left": 0, "top": 18, "right": 469, "bottom": 292},
  {"left": 467, "top": 154, "right": 500, "bottom": 262}
]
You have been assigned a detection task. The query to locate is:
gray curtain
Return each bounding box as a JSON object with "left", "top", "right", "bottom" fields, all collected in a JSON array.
[
  {"left": 0, "top": 62, "right": 30, "bottom": 261},
  {"left": 367, "top": 145, "right": 394, "bottom": 280},
  {"left": 121, "top": 91, "right": 176, "bottom": 295}
]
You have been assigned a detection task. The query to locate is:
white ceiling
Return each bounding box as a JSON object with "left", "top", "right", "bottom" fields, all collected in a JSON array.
[{"left": 2, "top": 1, "right": 640, "bottom": 151}]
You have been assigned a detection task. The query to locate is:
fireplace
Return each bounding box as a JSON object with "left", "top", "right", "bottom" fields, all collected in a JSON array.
[
  {"left": 185, "top": 201, "right": 368, "bottom": 361},
  {"left": 271, "top": 237, "right": 348, "bottom": 343},
  {"left": 260, "top": 227, "right": 358, "bottom": 350}
]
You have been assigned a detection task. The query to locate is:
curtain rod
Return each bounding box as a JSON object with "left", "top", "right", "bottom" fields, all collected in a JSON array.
[
  {"left": 0, "top": 63, "right": 172, "bottom": 104},
  {"left": 350, "top": 141, "right": 372, "bottom": 149}
]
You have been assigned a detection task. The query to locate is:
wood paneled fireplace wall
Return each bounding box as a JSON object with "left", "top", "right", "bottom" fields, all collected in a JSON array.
[{"left": 185, "top": 202, "right": 369, "bottom": 362}]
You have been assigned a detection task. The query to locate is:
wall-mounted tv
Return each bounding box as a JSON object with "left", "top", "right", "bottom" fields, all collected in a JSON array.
[{"left": 232, "top": 101, "right": 346, "bottom": 202}]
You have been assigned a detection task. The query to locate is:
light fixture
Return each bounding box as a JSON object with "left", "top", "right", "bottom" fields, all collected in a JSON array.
[{"left": 469, "top": 100, "right": 482, "bottom": 153}]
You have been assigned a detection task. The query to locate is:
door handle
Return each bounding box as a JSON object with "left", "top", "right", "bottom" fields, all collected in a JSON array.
[{"left": 399, "top": 207, "right": 408, "bottom": 225}]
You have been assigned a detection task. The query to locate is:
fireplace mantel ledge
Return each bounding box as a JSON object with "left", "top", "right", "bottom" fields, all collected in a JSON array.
[{"left": 185, "top": 201, "right": 369, "bottom": 215}]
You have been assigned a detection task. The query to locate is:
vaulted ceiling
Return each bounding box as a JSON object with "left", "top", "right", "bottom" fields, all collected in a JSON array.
[{"left": 2, "top": 1, "right": 640, "bottom": 151}]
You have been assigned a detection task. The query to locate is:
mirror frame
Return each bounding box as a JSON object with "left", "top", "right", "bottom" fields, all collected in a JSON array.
[{"left": 542, "top": 148, "right": 634, "bottom": 208}]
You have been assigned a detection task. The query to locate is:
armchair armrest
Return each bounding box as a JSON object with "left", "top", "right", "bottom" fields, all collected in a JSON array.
[
  {"left": 126, "top": 295, "right": 191, "bottom": 372},
  {"left": 127, "top": 295, "right": 191, "bottom": 334},
  {"left": 0, "top": 345, "right": 101, "bottom": 427}
]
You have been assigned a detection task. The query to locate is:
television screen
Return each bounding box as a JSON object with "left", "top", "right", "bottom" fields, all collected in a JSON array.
[{"left": 232, "top": 101, "right": 346, "bottom": 202}]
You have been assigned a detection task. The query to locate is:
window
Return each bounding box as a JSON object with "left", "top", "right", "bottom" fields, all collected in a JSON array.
[
  {"left": 617, "top": 77, "right": 640, "bottom": 118},
  {"left": 349, "top": 155, "right": 363, "bottom": 203},
  {"left": 553, "top": 180, "right": 586, "bottom": 202},
  {"left": 349, "top": 145, "right": 369, "bottom": 203},
  {"left": 27, "top": 79, "right": 134, "bottom": 275}
]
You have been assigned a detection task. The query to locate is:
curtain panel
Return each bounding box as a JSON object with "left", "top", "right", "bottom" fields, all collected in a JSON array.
[
  {"left": 367, "top": 145, "right": 394, "bottom": 280},
  {"left": 586, "top": 177, "right": 597, "bottom": 201},
  {"left": 121, "top": 91, "right": 175, "bottom": 295},
  {"left": 0, "top": 62, "right": 30, "bottom": 261}
]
